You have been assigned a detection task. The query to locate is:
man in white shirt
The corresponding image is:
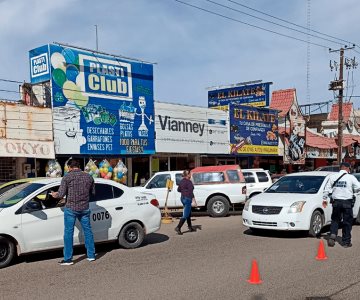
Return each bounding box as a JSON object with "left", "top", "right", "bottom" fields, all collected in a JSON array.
[{"left": 323, "top": 162, "right": 360, "bottom": 248}]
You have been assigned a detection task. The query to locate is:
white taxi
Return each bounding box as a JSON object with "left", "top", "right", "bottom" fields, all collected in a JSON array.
[
  {"left": 242, "top": 171, "right": 360, "bottom": 237},
  {"left": 0, "top": 178, "right": 161, "bottom": 268}
]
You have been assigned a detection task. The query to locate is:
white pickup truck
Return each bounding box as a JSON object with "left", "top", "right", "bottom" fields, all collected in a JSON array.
[{"left": 133, "top": 166, "right": 247, "bottom": 217}]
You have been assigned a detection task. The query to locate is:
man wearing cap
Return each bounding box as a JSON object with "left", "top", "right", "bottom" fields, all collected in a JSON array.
[{"left": 323, "top": 162, "right": 360, "bottom": 248}]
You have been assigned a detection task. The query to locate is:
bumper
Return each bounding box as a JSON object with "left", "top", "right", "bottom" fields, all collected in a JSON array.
[{"left": 242, "top": 210, "right": 310, "bottom": 231}]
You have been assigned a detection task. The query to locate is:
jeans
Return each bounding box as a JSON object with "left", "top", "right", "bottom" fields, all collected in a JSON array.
[
  {"left": 181, "top": 197, "right": 192, "bottom": 220},
  {"left": 64, "top": 207, "right": 95, "bottom": 261},
  {"left": 330, "top": 199, "right": 353, "bottom": 245}
]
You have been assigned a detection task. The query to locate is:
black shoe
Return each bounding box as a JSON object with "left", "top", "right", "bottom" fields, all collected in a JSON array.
[
  {"left": 59, "top": 260, "right": 74, "bottom": 266},
  {"left": 341, "top": 242, "right": 352, "bottom": 248},
  {"left": 327, "top": 238, "right": 335, "bottom": 247},
  {"left": 175, "top": 227, "right": 182, "bottom": 235},
  {"left": 188, "top": 227, "right": 196, "bottom": 232}
]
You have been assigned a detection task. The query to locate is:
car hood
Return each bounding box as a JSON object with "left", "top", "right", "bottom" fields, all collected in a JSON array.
[{"left": 249, "top": 192, "right": 318, "bottom": 206}]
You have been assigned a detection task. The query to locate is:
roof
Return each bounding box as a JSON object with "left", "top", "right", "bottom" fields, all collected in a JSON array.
[
  {"left": 191, "top": 165, "right": 240, "bottom": 173},
  {"left": 343, "top": 134, "right": 360, "bottom": 147},
  {"left": 270, "top": 89, "right": 295, "bottom": 117},
  {"left": 306, "top": 129, "right": 338, "bottom": 149},
  {"left": 328, "top": 103, "right": 353, "bottom": 122}
]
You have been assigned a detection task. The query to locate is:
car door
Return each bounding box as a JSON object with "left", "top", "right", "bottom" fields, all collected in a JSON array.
[
  {"left": 144, "top": 173, "right": 176, "bottom": 207},
  {"left": 89, "top": 182, "right": 124, "bottom": 242},
  {"left": 243, "top": 172, "right": 256, "bottom": 196},
  {"left": 20, "top": 184, "right": 70, "bottom": 252}
]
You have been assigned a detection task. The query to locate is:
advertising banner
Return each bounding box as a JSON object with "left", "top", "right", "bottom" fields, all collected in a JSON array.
[
  {"left": 208, "top": 82, "right": 271, "bottom": 109},
  {"left": 30, "top": 44, "right": 155, "bottom": 155},
  {"left": 284, "top": 118, "right": 306, "bottom": 164},
  {"left": 155, "top": 102, "right": 229, "bottom": 154},
  {"left": 229, "top": 104, "right": 278, "bottom": 155}
]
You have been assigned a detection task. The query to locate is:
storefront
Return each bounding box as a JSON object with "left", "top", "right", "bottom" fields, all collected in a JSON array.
[
  {"left": 0, "top": 103, "right": 55, "bottom": 182},
  {"left": 150, "top": 101, "right": 229, "bottom": 180}
]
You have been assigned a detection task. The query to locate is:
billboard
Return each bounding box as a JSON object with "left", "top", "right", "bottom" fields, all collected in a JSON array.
[
  {"left": 155, "top": 102, "right": 229, "bottom": 154},
  {"left": 29, "top": 44, "right": 154, "bottom": 155},
  {"left": 208, "top": 82, "right": 271, "bottom": 109},
  {"left": 229, "top": 104, "right": 278, "bottom": 155}
]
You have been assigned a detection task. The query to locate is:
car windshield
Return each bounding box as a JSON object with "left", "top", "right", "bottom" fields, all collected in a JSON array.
[
  {"left": 265, "top": 175, "right": 325, "bottom": 194},
  {"left": 0, "top": 182, "right": 44, "bottom": 208}
]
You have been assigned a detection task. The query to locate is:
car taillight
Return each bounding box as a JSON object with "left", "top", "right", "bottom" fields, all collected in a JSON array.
[
  {"left": 242, "top": 186, "right": 247, "bottom": 194},
  {"left": 150, "top": 199, "right": 159, "bottom": 207}
]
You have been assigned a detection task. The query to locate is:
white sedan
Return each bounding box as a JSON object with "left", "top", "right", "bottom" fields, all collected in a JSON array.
[
  {"left": 0, "top": 178, "right": 161, "bottom": 268},
  {"left": 242, "top": 171, "right": 360, "bottom": 237}
]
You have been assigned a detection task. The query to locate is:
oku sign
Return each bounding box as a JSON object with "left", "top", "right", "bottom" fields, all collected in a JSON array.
[{"left": 0, "top": 139, "right": 55, "bottom": 159}]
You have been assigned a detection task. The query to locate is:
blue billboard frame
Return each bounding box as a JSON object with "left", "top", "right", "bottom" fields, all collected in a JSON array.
[
  {"left": 208, "top": 82, "right": 271, "bottom": 108},
  {"left": 30, "top": 44, "right": 155, "bottom": 155}
]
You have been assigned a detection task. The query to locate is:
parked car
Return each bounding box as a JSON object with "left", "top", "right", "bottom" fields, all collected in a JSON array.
[
  {"left": 242, "top": 171, "right": 360, "bottom": 237},
  {"left": 133, "top": 165, "right": 247, "bottom": 217},
  {"left": 0, "top": 178, "right": 161, "bottom": 269},
  {"left": 241, "top": 169, "right": 272, "bottom": 198}
]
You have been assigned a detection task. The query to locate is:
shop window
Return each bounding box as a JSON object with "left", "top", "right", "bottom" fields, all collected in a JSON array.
[{"left": 0, "top": 158, "right": 16, "bottom": 183}]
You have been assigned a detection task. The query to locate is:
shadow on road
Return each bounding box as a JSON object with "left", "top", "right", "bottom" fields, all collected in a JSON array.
[
  {"left": 15, "top": 233, "right": 170, "bottom": 266},
  {"left": 141, "top": 233, "right": 169, "bottom": 247},
  {"left": 243, "top": 228, "right": 310, "bottom": 239}
]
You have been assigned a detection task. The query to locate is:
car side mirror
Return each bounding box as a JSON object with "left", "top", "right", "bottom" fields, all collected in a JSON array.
[
  {"left": 147, "top": 183, "right": 153, "bottom": 189},
  {"left": 24, "top": 200, "right": 42, "bottom": 213}
]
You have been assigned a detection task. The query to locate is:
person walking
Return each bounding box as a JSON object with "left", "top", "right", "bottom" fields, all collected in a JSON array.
[
  {"left": 175, "top": 170, "right": 196, "bottom": 235},
  {"left": 323, "top": 162, "right": 360, "bottom": 248},
  {"left": 51, "top": 159, "right": 96, "bottom": 265}
]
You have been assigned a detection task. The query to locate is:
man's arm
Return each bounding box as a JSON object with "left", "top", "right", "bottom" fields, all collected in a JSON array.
[{"left": 51, "top": 177, "right": 68, "bottom": 199}]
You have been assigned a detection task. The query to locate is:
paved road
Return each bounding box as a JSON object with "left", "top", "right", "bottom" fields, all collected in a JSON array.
[{"left": 2, "top": 214, "right": 360, "bottom": 300}]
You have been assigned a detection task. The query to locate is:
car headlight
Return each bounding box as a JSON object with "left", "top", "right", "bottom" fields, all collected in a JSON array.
[
  {"left": 244, "top": 199, "right": 251, "bottom": 211},
  {"left": 288, "top": 201, "right": 306, "bottom": 213}
]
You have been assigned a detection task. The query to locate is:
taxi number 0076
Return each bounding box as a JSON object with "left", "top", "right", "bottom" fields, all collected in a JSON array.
[{"left": 92, "top": 211, "right": 110, "bottom": 221}]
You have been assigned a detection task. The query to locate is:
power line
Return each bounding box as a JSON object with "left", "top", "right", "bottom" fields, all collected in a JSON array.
[
  {"left": 226, "top": 0, "right": 356, "bottom": 46},
  {"left": 172, "top": 0, "right": 330, "bottom": 48},
  {"left": 203, "top": 0, "right": 345, "bottom": 46}
]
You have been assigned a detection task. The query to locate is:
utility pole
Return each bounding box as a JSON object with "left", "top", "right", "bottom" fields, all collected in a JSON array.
[
  {"left": 95, "top": 25, "right": 99, "bottom": 51},
  {"left": 329, "top": 45, "right": 355, "bottom": 163}
]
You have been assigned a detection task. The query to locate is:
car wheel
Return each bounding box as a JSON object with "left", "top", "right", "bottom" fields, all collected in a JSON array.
[
  {"left": 207, "top": 196, "right": 230, "bottom": 218},
  {"left": 118, "top": 222, "right": 145, "bottom": 249},
  {"left": 0, "top": 236, "right": 15, "bottom": 269},
  {"left": 309, "top": 211, "right": 323, "bottom": 237}
]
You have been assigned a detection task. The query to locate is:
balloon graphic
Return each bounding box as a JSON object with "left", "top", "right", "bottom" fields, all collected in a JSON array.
[
  {"left": 66, "top": 64, "right": 79, "bottom": 83},
  {"left": 51, "top": 52, "right": 66, "bottom": 71},
  {"left": 53, "top": 68, "right": 67, "bottom": 87}
]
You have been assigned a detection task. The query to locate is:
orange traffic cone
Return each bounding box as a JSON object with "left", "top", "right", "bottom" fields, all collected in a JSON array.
[
  {"left": 247, "top": 259, "right": 263, "bottom": 284},
  {"left": 315, "top": 240, "right": 328, "bottom": 260}
]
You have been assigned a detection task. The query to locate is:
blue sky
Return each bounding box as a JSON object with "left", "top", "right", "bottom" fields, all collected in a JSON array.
[{"left": 1, "top": 0, "right": 359, "bottom": 111}]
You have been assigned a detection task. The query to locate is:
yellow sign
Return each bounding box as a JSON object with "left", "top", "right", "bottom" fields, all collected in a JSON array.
[
  {"left": 231, "top": 144, "right": 278, "bottom": 155},
  {"left": 166, "top": 179, "right": 174, "bottom": 190}
]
